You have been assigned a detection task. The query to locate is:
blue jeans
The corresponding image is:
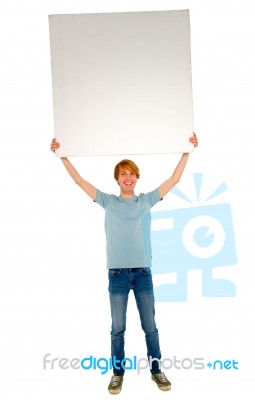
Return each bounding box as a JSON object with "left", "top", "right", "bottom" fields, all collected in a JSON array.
[{"left": 108, "top": 267, "right": 162, "bottom": 376}]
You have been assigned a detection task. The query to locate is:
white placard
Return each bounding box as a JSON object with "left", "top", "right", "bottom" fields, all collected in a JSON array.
[{"left": 49, "top": 10, "right": 194, "bottom": 156}]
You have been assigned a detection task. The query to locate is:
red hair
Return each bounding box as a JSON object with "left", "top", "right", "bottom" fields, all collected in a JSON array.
[{"left": 114, "top": 159, "right": 140, "bottom": 180}]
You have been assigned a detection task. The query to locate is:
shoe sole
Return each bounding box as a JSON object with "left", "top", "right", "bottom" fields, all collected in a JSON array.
[
  {"left": 108, "top": 388, "right": 122, "bottom": 395},
  {"left": 157, "top": 385, "right": 171, "bottom": 391}
]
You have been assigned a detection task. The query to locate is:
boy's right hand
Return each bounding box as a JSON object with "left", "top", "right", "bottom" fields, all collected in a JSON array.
[{"left": 50, "top": 138, "right": 60, "bottom": 152}]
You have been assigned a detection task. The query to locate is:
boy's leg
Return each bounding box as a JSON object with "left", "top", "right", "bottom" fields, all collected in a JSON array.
[
  {"left": 133, "top": 268, "right": 171, "bottom": 391},
  {"left": 133, "top": 268, "right": 161, "bottom": 374},
  {"left": 108, "top": 268, "right": 129, "bottom": 376}
]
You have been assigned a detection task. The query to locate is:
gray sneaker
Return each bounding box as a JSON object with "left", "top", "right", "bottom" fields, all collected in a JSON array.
[
  {"left": 108, "top": 375, "right": 124, "bottom": 395},
  {"left": 151, "top": 372, "right": 171, "bottom": 391}
]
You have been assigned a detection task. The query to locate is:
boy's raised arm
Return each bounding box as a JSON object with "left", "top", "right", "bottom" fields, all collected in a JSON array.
[
  {"left": 50, "top": 139, "right": 97, "bottom": 201},
  {"left": 158, "top": 133, "right": 198, "bottom": 199}
]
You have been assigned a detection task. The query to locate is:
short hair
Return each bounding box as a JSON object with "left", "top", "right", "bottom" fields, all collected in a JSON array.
[{"left": 114, "top": 159, "right": 140, "bottom": 181}]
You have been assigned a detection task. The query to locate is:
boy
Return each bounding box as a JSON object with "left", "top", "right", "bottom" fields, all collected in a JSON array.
[{"left": 50, "top": 133, "right": 198, "bottom": 394}]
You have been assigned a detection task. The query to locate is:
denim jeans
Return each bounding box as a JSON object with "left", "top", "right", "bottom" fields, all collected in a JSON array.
[{"left": 108, "top": 267, "right": 162, "bottom": 376}]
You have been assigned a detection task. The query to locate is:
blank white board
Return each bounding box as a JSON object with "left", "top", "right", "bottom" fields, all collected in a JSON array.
[{"left": 48, "top": 10, "right": 194, "bottom": 156}]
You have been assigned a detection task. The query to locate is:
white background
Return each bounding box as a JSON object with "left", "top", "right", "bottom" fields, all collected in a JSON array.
[{"left": 0, "top": 0, "right": 254, "bottom": 399}]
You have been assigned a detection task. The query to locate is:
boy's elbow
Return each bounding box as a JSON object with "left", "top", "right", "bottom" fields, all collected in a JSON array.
[
  {"left": 172, "top": 177, "right": 180, "bottom": 186},
  {"left": 75, "top": 178, "right": 83, "bottom": 186}
]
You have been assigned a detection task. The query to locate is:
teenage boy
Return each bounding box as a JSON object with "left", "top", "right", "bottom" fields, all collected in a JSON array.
[{"left": 50, "top": 133, "right": 198, "bottom": 394}]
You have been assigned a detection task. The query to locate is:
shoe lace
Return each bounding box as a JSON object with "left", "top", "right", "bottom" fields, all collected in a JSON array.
[
  {"left": 110, "top": 375, "right": 122, "bottom": 387},
  {"left": 156, "top": 372, "right": 168, "bottom": 383}
]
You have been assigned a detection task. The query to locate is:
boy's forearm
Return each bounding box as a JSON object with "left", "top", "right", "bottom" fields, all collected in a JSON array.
[
  {"left": 60, "top": 157, "right": 97, "bottom": 200},
  {"left": 60, "top": 157, "right": 83, "bottom": 185},
  {"left": 171, "top": 152, "right": 189, "bottom": 183},
  {"left": 158, "top": 152, "right": 190, "bottom": 198}
]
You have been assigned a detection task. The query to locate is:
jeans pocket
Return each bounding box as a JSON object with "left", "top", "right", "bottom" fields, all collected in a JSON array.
[
  {"left": 108, "top": 268, "right": 121, "bottom": 277},
  {"left": 141, "top": 267, "right": 151, "bottom": 274}
]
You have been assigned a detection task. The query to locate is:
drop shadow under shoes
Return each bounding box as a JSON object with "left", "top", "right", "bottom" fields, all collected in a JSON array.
[
  {"left": 108, "top": 375, "right": 124, "bottom": 395},
  {"left": 151, "top": 372, "right": 171, "bottom": 391}
]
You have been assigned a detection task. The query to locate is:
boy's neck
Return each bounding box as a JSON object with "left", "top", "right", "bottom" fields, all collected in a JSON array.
[{"left": 119, "top": 191, "right": 136, "bottom": 199}]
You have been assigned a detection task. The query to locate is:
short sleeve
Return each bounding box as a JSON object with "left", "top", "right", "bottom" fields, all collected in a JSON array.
[
  {"left": 142, "top": 188, "right": 162, "bottom": 208},
  {"left": 95, "top": 189, "right": 112, "bottom": 209}
]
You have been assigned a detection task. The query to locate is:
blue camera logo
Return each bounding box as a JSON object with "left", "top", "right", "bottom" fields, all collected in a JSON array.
[{"left": 151, "top": 173, "right": 237, "bottom": 302}]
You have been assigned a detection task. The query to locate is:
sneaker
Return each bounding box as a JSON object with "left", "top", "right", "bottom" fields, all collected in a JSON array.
[
  {"left": 151, "top": 372, "right": 171, "bottom": 391},
  {"left": 108, "top": 375, "right": 124, "bottom": 395}
]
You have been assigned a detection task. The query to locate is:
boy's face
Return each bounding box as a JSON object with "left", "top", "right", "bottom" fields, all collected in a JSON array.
[{"left": 117, "top": 168, "right": 138, "bottom": 194}]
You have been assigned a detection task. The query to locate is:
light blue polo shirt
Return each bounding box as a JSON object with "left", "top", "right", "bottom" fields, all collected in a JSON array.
[{"left": 96, "top": 188, "right": 161, "bottom": 269}]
